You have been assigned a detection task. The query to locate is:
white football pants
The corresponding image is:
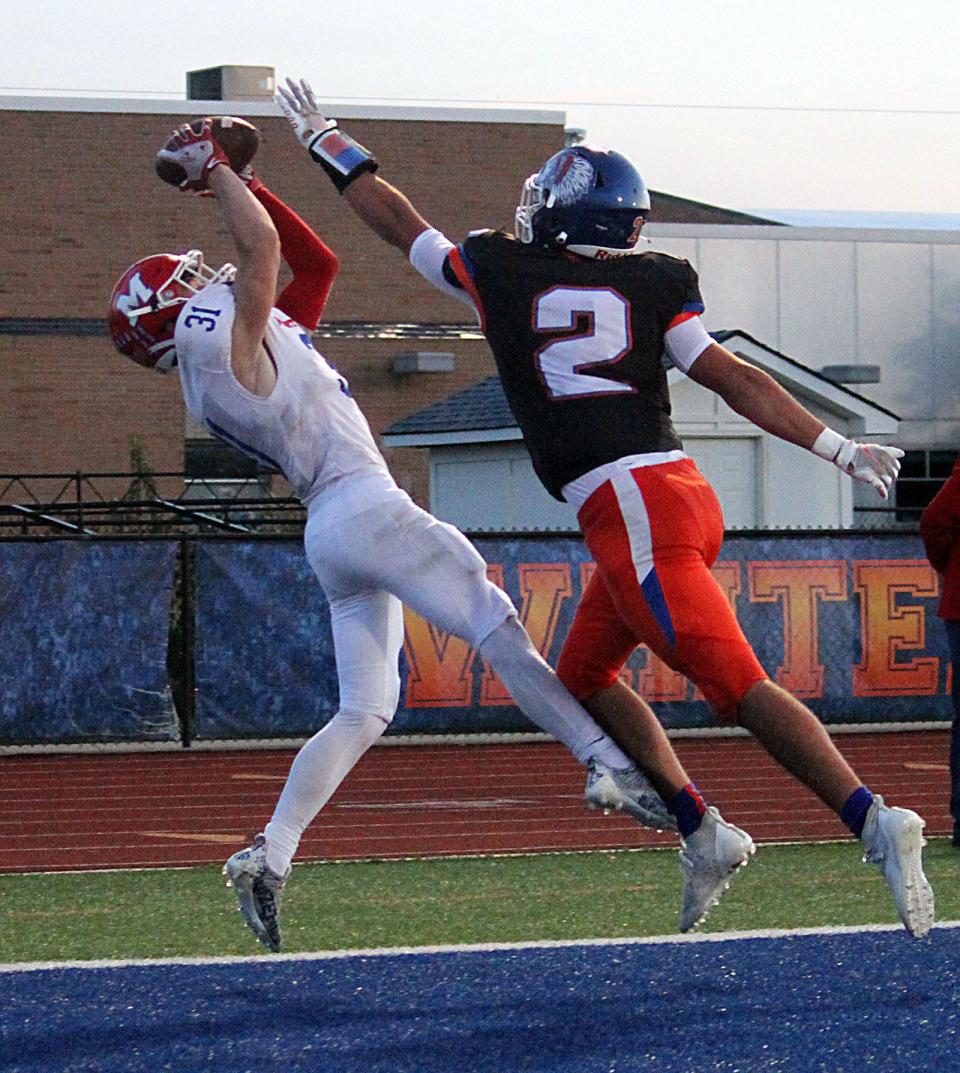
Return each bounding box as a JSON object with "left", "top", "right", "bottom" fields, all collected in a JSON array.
[{"left": 264, "top": 483, "right": 630, "bottom": 874}]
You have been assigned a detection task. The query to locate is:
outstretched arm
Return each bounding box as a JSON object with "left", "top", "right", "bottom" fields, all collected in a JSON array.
[
  {"left": 686, "top": 344, "right": 823, "bottom": 447},
  {"left": 206, "top": 166, "right": 281, "bottom": 392},
  {"left": 276, "top": 78, "right": 477, "bottom": 315},
  {"left": 249, "top": 178, "right": 340, "bottom": 330},
  {"left": 341, "top": 171, "right": 432, "bottom": 256},
  {"left": 686, "top": 342, "right": 903, "bottom": 499},
  {"left": 157, "top": 122, "right": 280, "bottom": 393},
  {"left": 276, "top": 78, "right": 432, "bottom": 255}
]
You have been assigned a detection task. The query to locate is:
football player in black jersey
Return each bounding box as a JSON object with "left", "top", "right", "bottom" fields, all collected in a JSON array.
[{"left": 277, "top": 78, "right": 934, "bottom": 938}]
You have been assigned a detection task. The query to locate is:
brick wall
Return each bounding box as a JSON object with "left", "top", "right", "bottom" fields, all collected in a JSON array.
[
  {"left": 1, "top": 108, "right": 562, "bottom": 320},
  {"left": 1, "top": 335, "right": 184, "bottom": 475},
  {"left": 1, "top": 328, "right": 496, "bottom": 500},
  {"left": 1, "top": 103, "right": 562, "bottom": 494}
]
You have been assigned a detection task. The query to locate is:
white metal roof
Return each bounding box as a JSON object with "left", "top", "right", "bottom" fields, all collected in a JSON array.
[{"left": 0, "top": 94, "right": 566, "bottom": 126}]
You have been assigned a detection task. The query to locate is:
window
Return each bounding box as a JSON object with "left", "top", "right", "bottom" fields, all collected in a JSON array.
[
  {"left": 852, "top": 449, "right": 957, "bottom": 528},
  {"left": 895, "top": 449, "right": 959, "bottom": 523}
]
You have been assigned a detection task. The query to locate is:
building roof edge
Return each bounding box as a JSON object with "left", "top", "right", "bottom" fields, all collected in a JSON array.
[{"left": 0, "top": 95, "right": 566, "bottom": 125}]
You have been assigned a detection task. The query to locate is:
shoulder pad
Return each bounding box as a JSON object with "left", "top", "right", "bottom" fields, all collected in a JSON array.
[{"left": 463, "top": 228, "right": 515, "bottom": 257}]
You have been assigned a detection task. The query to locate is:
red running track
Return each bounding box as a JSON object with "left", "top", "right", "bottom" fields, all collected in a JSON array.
[{"left": 0, "top": 731, "right": 953, "bottom": 874}]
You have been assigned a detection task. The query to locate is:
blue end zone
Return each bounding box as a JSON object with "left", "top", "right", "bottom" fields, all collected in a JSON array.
[{"left": 2, "top": 928, "right": 957, "bottom": 1073}]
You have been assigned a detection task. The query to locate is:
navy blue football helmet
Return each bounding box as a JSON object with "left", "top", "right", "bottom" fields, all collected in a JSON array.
[{"left": 515, "top": 145, "right": 651, "bottom": 259}]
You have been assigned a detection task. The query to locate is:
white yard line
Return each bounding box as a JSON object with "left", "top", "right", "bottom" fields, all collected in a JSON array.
[{"left": 2, "top": 920, "right": 957, "bottom": 974}]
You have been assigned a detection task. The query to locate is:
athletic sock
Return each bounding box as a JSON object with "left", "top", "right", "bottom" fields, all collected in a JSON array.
[
  {"left": 840, "top": 785, "right": 874, "bottom": 838},
  {"left": 669, "top": 782, "right": 708, "bottom": 839},
  {"left": 264, "top": 821, "right": 299, "bottom": 877}
]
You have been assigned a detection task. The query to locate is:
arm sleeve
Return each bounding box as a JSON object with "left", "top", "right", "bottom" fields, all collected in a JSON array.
[
  {"left": 253, "top": 185, "right": 340, "bottom": 331},
  {"left": 664, "top": 316, "right": 713, "bottom": 373},
  {"left": 409, "top": 228, "right": 480, "bottom": 316},
  {"left": 662, "top": 260, "right": 710, "bottom": 372}
]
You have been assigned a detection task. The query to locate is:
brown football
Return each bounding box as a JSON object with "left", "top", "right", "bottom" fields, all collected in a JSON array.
[{"left": 155, "top": 115, "right": 260, "bottom": 186}]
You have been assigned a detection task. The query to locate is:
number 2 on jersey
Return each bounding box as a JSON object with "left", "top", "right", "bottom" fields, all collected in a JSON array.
[{"left": 533, "top": 287, "right": 635, "bottom": 400}]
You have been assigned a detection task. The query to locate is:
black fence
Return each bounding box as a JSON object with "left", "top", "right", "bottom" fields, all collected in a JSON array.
[{"left": 0, "top": 471, "right": 306, "bottom": 536}]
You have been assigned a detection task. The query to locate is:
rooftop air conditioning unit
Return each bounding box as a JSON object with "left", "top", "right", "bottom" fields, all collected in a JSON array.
[{"left": 187, "top": 65, "right": 276, "bottom": 102}]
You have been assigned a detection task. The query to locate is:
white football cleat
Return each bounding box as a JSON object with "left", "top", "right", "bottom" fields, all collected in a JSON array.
[
  {"left": 861, "top": 795, "right": 935, "bottom": 939},
  {"left": 678, "top": 807, "right": 754, "bottom": 932},
  {"left": 222, "top": 834, "right": 290, "bottom": 952},
  {"left": 584, "top": 758, "right": 677, "bottom": 832}
]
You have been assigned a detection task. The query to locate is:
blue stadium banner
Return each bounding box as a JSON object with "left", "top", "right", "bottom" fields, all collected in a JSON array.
[
  {"left": 0, "top": 541, "right": 178, "bottom": 743},
  {"left": 192, "top": 532, "right": 952, "bottom": 738},
  {"left": 193, "top": 542, "right": 341, "bottom": 739}
]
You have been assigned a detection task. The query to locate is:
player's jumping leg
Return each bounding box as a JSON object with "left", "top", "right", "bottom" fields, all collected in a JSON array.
[
  {"left": 342, "top": 493, "right": 675, "bottom": 830},
  {"left": 567, "top": 461, "right": 763, "bottom": 929},
  {"left": 476, "top": 618, "right": 676, "bottom": 831},
  {"left": 738, "top": 679, "right": 934, "bottom": 938},
  {"left": 224, "top": 586, "right": 403, "bottom": 951}
]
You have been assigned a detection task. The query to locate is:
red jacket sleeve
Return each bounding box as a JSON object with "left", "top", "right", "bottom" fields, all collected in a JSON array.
[
  {"left": 919, "top": 463, "right": 960, "bottom": 573},
  {"left": 253, "top": 185, "right": 339, "bottom": 331}
]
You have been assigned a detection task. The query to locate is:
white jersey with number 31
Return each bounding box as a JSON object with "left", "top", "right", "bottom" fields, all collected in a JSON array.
[{"left": 174, "top": 282, "right": 391, "bottom": 505}]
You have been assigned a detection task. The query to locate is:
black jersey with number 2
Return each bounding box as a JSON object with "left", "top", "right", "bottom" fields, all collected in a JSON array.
[{"left": 446, "top": 229, "right": 705, "bottom": 500}]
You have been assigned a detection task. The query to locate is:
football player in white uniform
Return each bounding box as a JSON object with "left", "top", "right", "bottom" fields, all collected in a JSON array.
[{"left": 108, "top": 121, "right": 678, "bottom": 953}]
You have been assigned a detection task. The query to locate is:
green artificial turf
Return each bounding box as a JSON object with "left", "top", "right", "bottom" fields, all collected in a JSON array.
[{"left": 1, "top": 840, "right": 957, "bottom": 964}]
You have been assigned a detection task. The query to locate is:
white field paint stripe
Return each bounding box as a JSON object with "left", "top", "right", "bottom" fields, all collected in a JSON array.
[
  {"left": 2, "top": 921, "right": 958, "bottom": 975},
  {"left": 7, "top": 833, "right": 958, "bottom": 877}
]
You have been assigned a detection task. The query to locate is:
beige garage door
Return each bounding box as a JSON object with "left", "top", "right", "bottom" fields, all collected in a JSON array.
[{"left": 684, "top": 437, "right": 759, "bottom": 529}]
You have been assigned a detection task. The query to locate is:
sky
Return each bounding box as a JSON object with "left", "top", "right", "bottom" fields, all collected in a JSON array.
[{"left": 4, "top": 0, "right": 960, "bottom": 223}]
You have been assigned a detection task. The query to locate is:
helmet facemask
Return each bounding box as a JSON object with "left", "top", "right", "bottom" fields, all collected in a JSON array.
[
  {"left": 119, "top": 250, "right": 236, "bottom": 319},
  {"left": 109, "top": 250, "right": 236, "bottom": 371},
  {"left": 515, "top": 173, "right": 547, "bottom": 245}
]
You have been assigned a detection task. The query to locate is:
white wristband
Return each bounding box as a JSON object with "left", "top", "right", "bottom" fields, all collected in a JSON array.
[{"left": 811, "top": 427, "right": 846, "bottom": 463}]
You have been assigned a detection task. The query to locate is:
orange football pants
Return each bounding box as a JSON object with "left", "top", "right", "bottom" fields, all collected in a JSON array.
[{"left": 556, "top": 457, "right": 767, "bottom": 721}]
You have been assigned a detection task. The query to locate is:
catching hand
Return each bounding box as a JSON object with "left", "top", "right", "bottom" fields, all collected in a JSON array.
[
  {"left": 276, "top": 77, "right": 337, "bottom": 154},
  {"left": 195, "top": 165, "right": 263, "bottom": 199},
  {"left": 156, "top": 120, "right": 229, "bottom": 192}
]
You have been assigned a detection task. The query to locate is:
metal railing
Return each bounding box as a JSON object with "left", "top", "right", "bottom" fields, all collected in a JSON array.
[{"left": 0, "top": 471, "right": 306, "bottom": 536}]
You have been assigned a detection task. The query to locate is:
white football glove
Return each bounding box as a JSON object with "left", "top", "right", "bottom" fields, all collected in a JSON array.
[
  {"left": 156, "top": 120, "right": 229, "bottom": 192},
  {"left": 276, "top": 77, "right": 379, "bottom": 193},
  {"left": 276, "top": 78, "right": 337, "bottom": 153},
  {"left": 812, "top": 428, "right": 904, "bottom": 500}
]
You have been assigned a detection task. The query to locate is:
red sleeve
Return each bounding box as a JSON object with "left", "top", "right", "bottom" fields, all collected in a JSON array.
[
  {"left": 919, "top": 466, "right": 960, "bottom": 572},
  {"left": 253, "top": 185, "right": 340, "bottom": 331}
]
